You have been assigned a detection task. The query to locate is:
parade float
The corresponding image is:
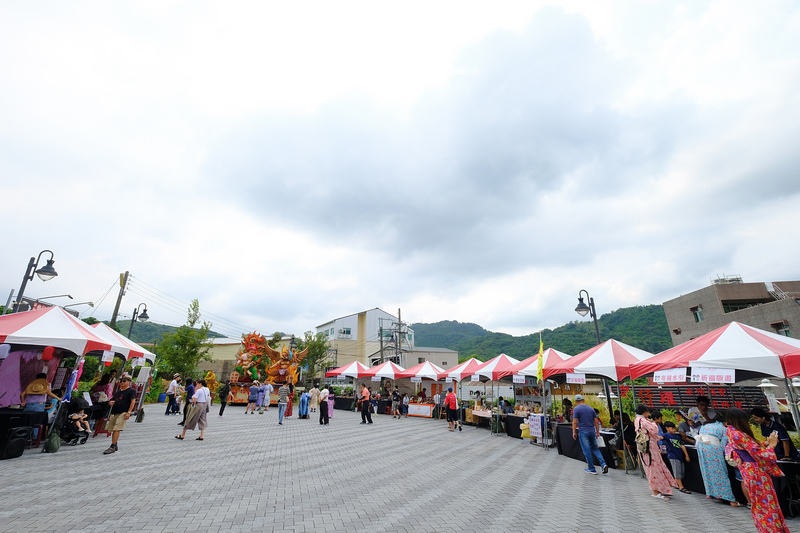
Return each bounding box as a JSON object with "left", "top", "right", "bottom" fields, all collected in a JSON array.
[{"left": 228, "top": 332, "right": 308, "bottom": 404}]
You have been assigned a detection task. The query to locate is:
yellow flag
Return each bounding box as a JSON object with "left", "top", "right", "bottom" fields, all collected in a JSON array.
[{"left": 536, "top": 333, "right": 544, "bottom": 382}]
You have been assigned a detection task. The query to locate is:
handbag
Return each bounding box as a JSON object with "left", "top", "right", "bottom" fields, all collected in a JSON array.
[{"left": 184, "top": 403, "right": 200, "bottom": 424}]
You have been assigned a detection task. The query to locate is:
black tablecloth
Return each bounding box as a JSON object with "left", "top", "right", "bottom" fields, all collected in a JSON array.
[
  {"left": 0, "top": 408, "right": 48, "bottom": 430},
  {"left": 506, "top": 415, "right": 525, "bottom": 439},
  {"left": 555, "top": 424, "right": 617, "bottom": 469},
  {"left": 333, "top": 397, "right": 355, "bottom": 410}
]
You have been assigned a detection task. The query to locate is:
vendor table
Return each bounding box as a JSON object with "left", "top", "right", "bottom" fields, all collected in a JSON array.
[
  {"left": 0, "top": 408, "right": 48, "bottom": 431},
  {"left": 407, "top": 403, "right": 434, "bottom": 418},
  {"left": 554, "top": 424, "right": 617, "bottom": 469},
  {"left": 333, "top": 397, "right": 355, "bottom": 411},
  {"left": 377, "top": 399, "right": 390, "bottom": 415},
  {"left": 505, "top": 415, "right": 525, "bottom": 439}
]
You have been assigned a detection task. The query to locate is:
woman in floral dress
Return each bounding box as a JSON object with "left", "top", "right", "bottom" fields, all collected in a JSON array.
[
  {"left": 635, "top": 405, "right": 677, "bottom": 500},
  {"left": 726, "top": 408, "right": 790, "bottom": 533},
  {"left": 696, "top": 419, "right": 740, "bottom": 505}
]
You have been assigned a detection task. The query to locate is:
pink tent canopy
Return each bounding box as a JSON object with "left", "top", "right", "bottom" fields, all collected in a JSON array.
[
  {"left": 474, "top": 353, "right": 521, "bottom": 380},
  {"left": 361, "top": 361, "right": 405, "bottom": 379},
  {"left": 90, "top": 322, "right": 156, "bottom": 364},
  {"left": 325, "top": 361, "right": 370, "bottom": 378},
  {"left": 514, "top": 348, "right": 572, "bottom": 377},
  {"left": 0, "top": 306, "right": 112, "bottom": 355},
  {"left": 629, "top": 321, "right": 800, "bottom": 380},
  {"left": 444, "top": 357, "right": 485, "bottom": 381},
  {"left": 396, "top": 361, "right": 446, "bottom": 380},
  {"left": 546, "top": 339, "right": 654, "bottom": 381}
]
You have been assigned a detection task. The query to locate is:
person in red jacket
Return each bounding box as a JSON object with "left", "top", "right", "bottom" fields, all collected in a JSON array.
[{"left": 445, "top": 387, "right": 460, "bottom": 432}]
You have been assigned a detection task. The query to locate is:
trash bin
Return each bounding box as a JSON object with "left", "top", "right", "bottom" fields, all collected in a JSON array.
[{"left": 158, "top": 393, "right": 167, "bottom": 403}]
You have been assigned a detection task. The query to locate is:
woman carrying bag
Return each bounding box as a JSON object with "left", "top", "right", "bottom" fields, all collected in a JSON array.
[{"left": 176, "top": 379, "right": 209, "bottom": 441}]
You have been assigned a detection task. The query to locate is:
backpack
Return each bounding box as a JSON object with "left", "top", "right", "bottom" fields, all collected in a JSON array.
[
  {"left": 635, "top": 420, "right": 651, "bottom": 465},
  {"left": 42, "top": 429, "right": 61, "bottom": 454}
]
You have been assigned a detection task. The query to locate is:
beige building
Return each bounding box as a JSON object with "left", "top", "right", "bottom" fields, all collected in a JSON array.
[{"left": 663, "top": 277, "right": 800, "bottom": 345}]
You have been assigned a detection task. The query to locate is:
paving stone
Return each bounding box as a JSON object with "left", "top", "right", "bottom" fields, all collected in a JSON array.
[{"left": 0, "top": 404, "right": 767, "bottom": 532}]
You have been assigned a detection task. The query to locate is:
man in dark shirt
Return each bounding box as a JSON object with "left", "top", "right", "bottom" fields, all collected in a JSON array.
[
  {"left": 751, "top": 407, "right": 800, "bottom": 460},
  {"left": 392, "top": 386, "right": 401, "bottom": 419},
  {"left": 178, "top": 379, "right": 194, "bottom": 426},
  {"left": 104, "top": 373, "right": 137, "bottom": 455}
]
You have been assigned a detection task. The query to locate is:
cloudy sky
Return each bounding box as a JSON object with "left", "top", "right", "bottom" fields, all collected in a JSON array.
[{"left": 2, "top": 1, "right": 799, "bottom": 340}]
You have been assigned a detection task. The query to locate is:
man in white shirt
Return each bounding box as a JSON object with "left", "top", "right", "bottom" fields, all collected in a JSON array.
[{"left": 165, "top": 374, "right": 181, "bottom": 415}]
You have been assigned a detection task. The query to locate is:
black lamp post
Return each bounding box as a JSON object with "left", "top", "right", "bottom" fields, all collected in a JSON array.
[
  {"left": 127, "top": 303, "right": 149, "bottom": 338},
  {"left": 11, "top": 250, "right": 58, "bottom": 314},
  {"left": 575, "top": 289, "right": 615, "bottom": 416}
]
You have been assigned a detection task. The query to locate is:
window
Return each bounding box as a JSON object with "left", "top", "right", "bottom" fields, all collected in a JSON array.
[
  {"left": 441, "top": 361, "right": 447, "bottom": 367},
  {"left": 418, "top": 357, "right": 425, "bottom": 364},
  {"left": 690, "top": 306, "right": 703, "bottom": 323},
  {"left": 672, "top": 328, "right": 681, "bottom": 335},
  {"left": 772, "top": 321, "right": 790, "bottom": 337},
  {"left": 339, "top": 328, "right": 351, "bottom": 335}
]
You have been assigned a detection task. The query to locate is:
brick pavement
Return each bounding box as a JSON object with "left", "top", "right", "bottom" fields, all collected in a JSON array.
[{"left": 0, "top": 404, "right": 765, "bottom": 533}]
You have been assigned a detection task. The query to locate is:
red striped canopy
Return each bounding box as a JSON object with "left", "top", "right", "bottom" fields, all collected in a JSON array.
[{"left": 0, "top": 306, "right": 112, "bottom": 355}]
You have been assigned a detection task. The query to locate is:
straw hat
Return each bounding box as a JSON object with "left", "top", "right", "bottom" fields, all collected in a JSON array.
[{"left": 25, "top": 379, "right": 49, "bottom": 395}]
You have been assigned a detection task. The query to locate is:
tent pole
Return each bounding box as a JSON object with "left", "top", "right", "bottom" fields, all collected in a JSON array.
[
  {"left": 783, "top": 377, "right": 800, "bottom": 432},
  {"left": 630, "top": 381, "right": 638, "bottom": 410},
  {"left": 616, "top": 386, "right": 627, "bottom": 473}
]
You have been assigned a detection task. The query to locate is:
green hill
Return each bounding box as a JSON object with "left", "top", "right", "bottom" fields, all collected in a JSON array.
[
  {"left": 112, "top": 320, "right": 227, "bottom": 344},
  {"left": 412, "top": 304, "right": 671, "bottom": 361}
]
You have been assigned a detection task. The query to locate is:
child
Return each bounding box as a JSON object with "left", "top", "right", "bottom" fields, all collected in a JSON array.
[
  {"left": 663, "top": 421, "right": 691, "bottom": 494},
  {"left": 70, "top": 408, "right": 91, "bottom": 434}
]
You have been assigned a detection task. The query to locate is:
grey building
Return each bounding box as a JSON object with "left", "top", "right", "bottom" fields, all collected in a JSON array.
[{"left": 663, "top": 277, "right": 800, "bottom": 345}]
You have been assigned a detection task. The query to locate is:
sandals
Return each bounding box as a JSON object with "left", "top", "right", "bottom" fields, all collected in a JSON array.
[
  {"left": 730, "top": 502, "right": 744, "bottom": 507},
  {"left": 196, "top": 437, "right": 204, "bottom": 441},
  {"left": 651, "top": 493, "right": 670, "bottom": 500},
  {"left": 678, "top": 488, "right": 691, "bottom": 494},
  {"left": 175, "top": 435, "right": 183, "bottom": 440}
]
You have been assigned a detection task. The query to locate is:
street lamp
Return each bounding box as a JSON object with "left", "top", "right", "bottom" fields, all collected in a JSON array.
[
  {"left": 10, "top": 250, "right": 58, "bottom": 313},
  {"left": 574, "top": 289, "right": 614, "bottom": 415},
  {"left": 127, "top": 303, "right": 150, "bottom": 338}
]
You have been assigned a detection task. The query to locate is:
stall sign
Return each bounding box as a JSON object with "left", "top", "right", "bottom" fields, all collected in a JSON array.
[
  {"left": 566, "top": 373, "right": 586, "bottom": 384},
  {"left": 765, "top": 393, "right": 781, "bottom": 414},
  {"left": 470, "top": 374, "right": 480, "bottom": 382},
  {"left": 370, "top": 376, "right": 381, "bottom": 382},
  {"left": 411, "top": 377, "right": 422, "bottom": 383},
  {"left": 137, "top": 367, "right": 151, "bottom": 385},
  {"left": 101, "top": 350, "right": 114, "bottom": 363},
  {"left": 653, "top": 368, "right": 687, "bottom": 383},
  {"left": 336, "top": 375, "right": 346, "bottom": 380},
  {"left": 530, "top": 414, "right": 544, "bottom": 438},
  {"left": 513, "top": 375, "right": 525, "bottom": 384},
  {"left": 445, "top": 377, "right": 454, "bottom": 382},
  {"left": 691, "top": 367, "right": 735, "bottom": 383}
]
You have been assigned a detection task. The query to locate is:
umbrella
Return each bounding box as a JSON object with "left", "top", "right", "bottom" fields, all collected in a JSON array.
[
  {"left": 545, "top": 339, "right": 654, "bottom": 381},
  {"left": 361, "top": 361, "right": 405, "bottom": 379},
  {"left": 0, "top": 306, "right": 112, "bottom": 355},
  {"left": 474, "top": 353, "right": 521, "bottom": 380},
  {"left": 396, "top": 361, "right": 446, "bottom": 380},
  {"left": 324, "top": 361, "right": 370, "bottom": 378},
  {"left": 444, "top": 357, "right": 485, "bottom": 381},
  {"left": 515, "top": 348, "right": 572, "bottom": 377},
  {"left": 90, "top": 322, "right": 156, "bottom": 364},
  {"left": 629, "top": 321, "right": 800, "bottom": 380}
]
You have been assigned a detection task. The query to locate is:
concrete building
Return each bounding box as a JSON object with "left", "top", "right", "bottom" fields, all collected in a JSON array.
[
  {"left": 316, "top": 308, "right": 415, "bottom": 370},
  {"left": 663, "top": 277, "right": 800, "bottom": 345}
]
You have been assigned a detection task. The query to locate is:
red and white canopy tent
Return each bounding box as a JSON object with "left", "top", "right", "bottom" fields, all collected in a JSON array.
[
  {"left": 396, "top": 361, "right": 447, "bottom": 381},
  {"left": 324, "top": 361, "right": 370, "bottom": 378},
  {"left": 629, "top": 321, "right": 800, "bottom": 380},
  {"left": 0, "top": 306, "right": 112, "bottom": 356},
  {"left": 514, "top": 348, "right": 572, "bottom": 378},
  {"left": 545, "top": 339, "right": 654, "bottom": 381},
  {"left": 444, "top": 357, "right": 485, "bottom": 381},
  {"left": 90, "top": 322, "right": 156, "bottom": 364},
  {"left": 361, "top": 361, "right": 405, "bottom": 380},
  {"left": 474, "top": 353, "right": 521, "bottom": 380}
]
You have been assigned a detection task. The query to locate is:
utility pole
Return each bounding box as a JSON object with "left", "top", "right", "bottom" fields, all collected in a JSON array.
[
  {"left": 379, "top": 327, "right": 384, "bottom": 365},
  {"left": 109, "top": 271, "right": 129, "bottom": 329},
  {"left": 396, "top": 308, "right": 402, "bottom": 367}
]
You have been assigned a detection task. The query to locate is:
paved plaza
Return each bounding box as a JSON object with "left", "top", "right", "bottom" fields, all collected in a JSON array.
[{"left": 1, "top": 403, "right": 768, "bottom": 533}]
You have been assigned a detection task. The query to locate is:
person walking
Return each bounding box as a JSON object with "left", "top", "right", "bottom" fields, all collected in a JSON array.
[
  {"left": 285, "top": 383, "right": 295, "bottom": 418},
  {"left": 246, "top": 381, "right": 259, "bottom": 414},
  {"left": 165, "top": 374, "right": 181, "bottom": 416},
  {"left": 726, "top": 408, "right": 790, "bottom": 533},
  {"left": 319, "top": 385, "right": 330, "bottom": 425},
  {"left": 445, "top": 387, "right": 460, "bottom": 431},
  {"left": 402, "top": 393, "right": 409, "bottom": 417},
  {"left": 359, "top": 383, "right": 373, "bottom": 424},
  {"left": 263, "top": 381, "right": 274, "bottom": 412},
  {"left": 103, "top": 373, "right": 137, "bottom": 455},
  {"left": 327, "top": 387, "right": 335, "bottom": 419},
  {"left": 178, "top": 378, "right": 194, "bottom": 426},
  {"left": 217, "top": 380, "right": 231, "bottom": 417},
  {"left": 571, "top": 395, "right": 608, "bottom": 475},
  {"left": 299, "top": 390, "right": 310, "bottom": 419},
  {"left": 635, "top": 404, "right": 677, "bottom": 500},
  {"left": 176, "top": 379, "right": 209, "bottom": 441},
  {"left": 277, "top": 382, "right": 289, "bottom": 425},
  {"left": 391, "top": 386, "right": 402, "bottom": 419},
  {"left": 256, "top": 382, "right": 267, "bottom": 413},
  {"left": 309, "top": 385, "right": 320, "bottom": 413}
]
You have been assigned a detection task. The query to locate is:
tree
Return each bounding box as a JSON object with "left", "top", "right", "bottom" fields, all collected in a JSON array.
[
  {"left": 296, "top": 330, "right": 332, "bottom": 385},
  {"left": 82, "top": 317, "right": 100, "bottom": 325},
  {"left": 156, "top": 299, "right": 212, "bottom": 379},
  {"left": 268, "top": 332, "right": 283, "bottom": 348}
]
